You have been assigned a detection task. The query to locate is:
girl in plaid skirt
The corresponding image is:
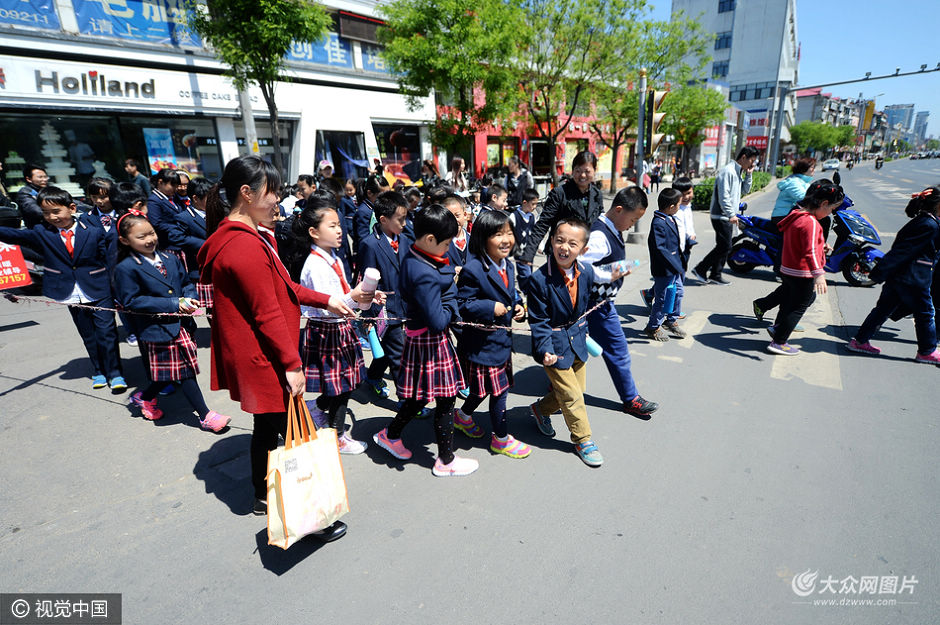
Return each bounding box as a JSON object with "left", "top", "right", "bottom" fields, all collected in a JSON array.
[
  {"left": 113, "top": 212, "right": 231, "bottom": 432},
  {"left": 453, "top": 210, "right": 531, "bottom": 459},
  {"left": 372, "top": 205, "right": 479, "bottom": 477},
  {"left": 295, "top": 197, "right": 381, "bottom": 454}
]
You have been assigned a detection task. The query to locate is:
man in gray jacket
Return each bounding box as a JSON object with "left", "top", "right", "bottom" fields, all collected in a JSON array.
[{"left": 692, "top": 146, "right": 759, "bottom": 285}]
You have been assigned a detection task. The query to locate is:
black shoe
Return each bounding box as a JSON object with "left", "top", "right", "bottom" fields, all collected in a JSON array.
[
  {"left": 312, "top": 520, "right": 347, "bottom": 543},
  {"left": 623, "top": 396, "right": 659, "bottom": 418},
  {"left": 710, "top": 274, "right": 732, "bottom": 285},
  {"left": 252, "top": 498, "right": 267, "bottom": 516}
]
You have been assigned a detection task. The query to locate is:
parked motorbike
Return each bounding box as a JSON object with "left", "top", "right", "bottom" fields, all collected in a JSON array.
[
  {"left": 727, "top": 197, "right": 884, "bottom": 286},
  {"left": 875, "top": 157, "right": 884, "bottom": 170}
]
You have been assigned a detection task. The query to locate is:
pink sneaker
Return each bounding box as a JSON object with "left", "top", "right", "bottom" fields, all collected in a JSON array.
[
  {"left": 846, "top": 339, "right": 881, "bottom": 355},
  {"left": 454, "top": 408, "right": 485, "bottom": 439},
  {"left": 489, "top": 434, "right": 532, "bottom": 459},
  {"left": 432, "top": 455, "right": 479, "bottom": 477},
  {"left": 337, "top": 431, "right": 368, "bottom": 455},
  {"left": 129, "top": 391, "right": 163, "bottom": 420},
  {"left": 914, "top": 349, "right": 940, "bottom": 365},
  {"left": 200, "top": 410, "right": 231, "bottom": 432},
  {"left": 372, "top": 428, "right": 412, "bottom": 460}
]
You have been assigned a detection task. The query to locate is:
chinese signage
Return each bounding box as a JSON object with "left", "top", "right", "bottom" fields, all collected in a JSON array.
[
  {"left": 702, "top": 125, "right": 721, "bottom": 148},
  {"left": 746, "top": 136, "right": 768, "bottom": 149},
  {"left": 0, "top": 244, "right": 33, "bottom": 290},
  {"left": 0, "top": 0, "right": 59, "bottom": 29},
  {"left": 361, "top": 43, "right": 389, "bottom": 74},
  {"left": 287, "top": 33, "right": 353, "bottom": 69},
  {"left": 73, "top": 0, "right": 201, "bottom": 47}
]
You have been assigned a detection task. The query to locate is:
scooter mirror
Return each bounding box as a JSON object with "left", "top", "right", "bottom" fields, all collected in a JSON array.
[{"left": 738, "top": 202, "right": 748, "bottom": 212}]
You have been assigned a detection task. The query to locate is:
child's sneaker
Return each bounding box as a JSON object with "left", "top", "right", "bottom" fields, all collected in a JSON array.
[
  {"left": 91, "top": 374, "right": 107, "bottom": 389},
  {"left": 108, "top": 376, "right": 127, "bottom": 393},
  {"left": 456, "top": 387, "right": 470, "bottom": 400},
  {"left": 365, "top": 377, "right": 389, "bottom": 398},
  {"left": 337, "top": 431, "right": 368, "bottom": 455},
  {"left": 623, "top": 395, "right": 659, "bottom": 418},
  {"left": 574, "top": 440, "right": 604, "bottom": 467},
  {"left": 767, "top": 342, "right": 800, "bottom": 355},
  {"left": 640, "top": 288, "right": 653, "bottom": 310},
  {"left": 454, "top": 408, "right": 485, "bottom": 438},
  {"left": 200, "top": 411, "right": 231, "bottom": 432},
  {"left": 431, "top": 455, "right": 479, "bottom": 477},
  {"left": 846, "top": 339, "right": 881, "bottom": 355},
  {"left": 752, "top": 300, "right": 765, "bottom": 322},
  {"left": 529, "top": 402, "right": 555, "bottom": 437},
  {"left": 372, "top": 428, "right": 412, "bottom": 460},
  {"left": 305, "top": 401, "right": 329, "bottom": 429},
  {"left": 663, "top": 322, "right": 687, "bottom": 338},
  {"left": 914, "top": 349, "right": 940, "bottom": 365},
  {"left": 126, "top": 334, "right": 138, "bottom": 347},
  {"left": 644, "top": 326, "right": 670, "bottom": 342},
  {"left": 490, "top": 434, "right": 531, "bottom": 459},
  {"left": 129, "top": 391, "right": 163, "bottom": 420}
]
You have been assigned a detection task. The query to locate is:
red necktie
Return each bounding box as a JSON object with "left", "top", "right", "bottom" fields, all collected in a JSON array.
[
  {"left": 389, "top": 239, "right": 399, "bottom": 252},
  {"left": 156, "top": 261, "right": 167, "bottom": 277},
  {"left": 61, "top": 230, "right": 74, "bottom": 257},
  {"left": 498, "top": 267, "right": 509, "bottom": 288},
  {"left": 330, "top": 259, "right": 351, "bottom": 294},
  {"left": 455, "top": 237, "right": 466, "bottom": 251},
  {"left": 100, "top": 215, "right": 112, "bottom": 228}
]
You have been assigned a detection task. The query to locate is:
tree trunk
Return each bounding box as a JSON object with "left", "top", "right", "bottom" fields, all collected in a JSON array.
[
  {"left": 548, "top": 134, "right": 558, "bottom": 186},
  {"left": 260, "top": 82, "right": 284, "bottom": 178}
]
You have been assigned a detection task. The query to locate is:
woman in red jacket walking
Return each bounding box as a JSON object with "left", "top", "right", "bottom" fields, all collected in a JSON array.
[
  {"left": 759, "top": 181, "right": 844, "bottom": 355},
  {"left": 198, "top": 156, "right": 355, "bottom": 537}
]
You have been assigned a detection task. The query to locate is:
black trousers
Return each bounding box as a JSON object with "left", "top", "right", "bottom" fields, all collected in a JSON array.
[
  {"left": 772, "top": 276, "right": 816, "bottom": 344},
  {"left": 68, "top": 297, "right": 122, "bottom": 378},
  {"left": 251, "top": 412, "right": 287, "bottom": 500},
  {"left": 696, "top": 219, "right": 734, "bottom": 278}
]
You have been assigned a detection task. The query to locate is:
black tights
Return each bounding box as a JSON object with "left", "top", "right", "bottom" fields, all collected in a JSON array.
[
  {"left": 460, "top": 391, "right": 509, "bottom": 438},
  {"left": 251, "top": 412, "right": 286, "bottom": 500},
  {"left": 388, "top": 397, "right": 456, "bottom": 464},
  {"left": 315, "top": 391, "right": 353, "bottom": 434},
  {"left": 140, "top": 377, "right": 209, "bottom": 419}
]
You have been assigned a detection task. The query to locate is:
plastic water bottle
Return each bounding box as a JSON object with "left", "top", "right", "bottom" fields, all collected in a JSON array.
[
  {"left": 367, "top": 327, "right": 385, "bottom": 359},
  {"left": 357, "top": 267, "right": 381, "bottom": 310},
  {"left": 585, "top": 335, "right": 604, "bottom": 357},
  {"left": 663, "top": 281, "right": 677, "bottom": 315},
  {"left": 597, "top": 259, "right": 641, "bottom": 274}
]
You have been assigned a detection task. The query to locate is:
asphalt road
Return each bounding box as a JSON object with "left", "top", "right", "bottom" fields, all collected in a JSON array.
[{"left": 1, "top": 159, "right": 937, "bottom": 624}]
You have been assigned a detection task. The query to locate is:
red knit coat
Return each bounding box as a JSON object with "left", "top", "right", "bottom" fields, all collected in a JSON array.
[{"left": 197, "top": 219, "right": 330, "bottom": 414}]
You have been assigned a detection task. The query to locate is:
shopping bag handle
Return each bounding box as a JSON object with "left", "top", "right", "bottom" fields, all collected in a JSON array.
[{"left": 285, "top": 395, "right": 319, "bottom": 450}]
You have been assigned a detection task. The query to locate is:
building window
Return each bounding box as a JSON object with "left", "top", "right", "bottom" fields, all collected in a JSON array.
[
  {"left": 712, "top": 61, "right": 729, "bottom": 79},
  {"left": 718, "top": 0, "right": 735, "bottom": 13},
  {"left": 715, "top": 31, "right": 732, "bottom": 50}
]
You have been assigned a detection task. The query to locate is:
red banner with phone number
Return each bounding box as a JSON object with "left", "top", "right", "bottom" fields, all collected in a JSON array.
[{"left": 0, "top": 243, "right": 33, "bottom": 290}]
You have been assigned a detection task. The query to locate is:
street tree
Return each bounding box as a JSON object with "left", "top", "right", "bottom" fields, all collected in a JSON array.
[
  {"left": 512, "top": 0, "right": 641, "bottom": 184},
  {"left": 379, "top": 0, "right": 523, "bottom": 158},
  {"left": 659, "top": 82, "right": 727, "bottom": 172},
  {"left": 926, "top": 138, "right": 940, "bottom": 150},
  {"left": 187, "top": 0, "right": 332, "bottom": 176},
  {"left": 788, "top": 121, "right": 840, "bottom": 155},
  {"left": 589, "top": 14, "right": 712, "bottom": 191}
]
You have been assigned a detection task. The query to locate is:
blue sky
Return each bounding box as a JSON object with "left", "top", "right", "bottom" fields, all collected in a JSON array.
[{"left": 652, "top": 0, "right": 940, "bottom": 138}]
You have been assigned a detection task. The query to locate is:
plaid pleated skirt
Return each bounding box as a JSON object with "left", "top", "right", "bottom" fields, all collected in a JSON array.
[
  {"left": 195, "top": 283, "right": 214, "bottom": 311},
  {"left": 467, "top": 359, "right": 513, "bottom": 398},
  {"left": 301, "top": 319, "right": 365, "bottom": 395},
  {"left": 397, "top": 329, "right": 465, "bottom": 401},
  {"left": 143, "top": 327, "right": 199, "bottom": 382}
]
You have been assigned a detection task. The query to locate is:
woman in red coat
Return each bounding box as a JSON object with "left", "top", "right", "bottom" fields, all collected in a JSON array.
[{"left": 198, "top": 155, "right": 354, "bottom": 536}]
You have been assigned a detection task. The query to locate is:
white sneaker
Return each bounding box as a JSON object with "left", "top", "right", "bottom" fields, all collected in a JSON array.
[{"left": 337, "top": 431, "right": 368, "bottom": 455}]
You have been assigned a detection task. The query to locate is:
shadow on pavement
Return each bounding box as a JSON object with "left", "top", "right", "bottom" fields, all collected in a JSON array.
[
  {"left": 193, "top": 433, "right": 254, "bottom": 515},
  {"left": 254, "top": 529, "right": 326, "bottom": 575},
  {"left": 692, "top": 313, "right": 765, "bottom": 360}
]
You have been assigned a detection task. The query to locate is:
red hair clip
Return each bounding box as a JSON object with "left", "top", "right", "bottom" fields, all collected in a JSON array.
[
  {"left": 912, "top": 189, "right": 935, "bottom": 199},
  {"left": 116, "top": 208, "right": 147, "bottom": 230}
]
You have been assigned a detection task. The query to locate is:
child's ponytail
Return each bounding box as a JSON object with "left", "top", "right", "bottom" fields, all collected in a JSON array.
[
  {"left": 904, "top": 187, "right": 940, "bottom": 218},
  {"left": 205, "top": 183, "right": 230, "bottom": 236}
]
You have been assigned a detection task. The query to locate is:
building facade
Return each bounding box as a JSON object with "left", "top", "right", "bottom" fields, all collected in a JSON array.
[
  {"left": 0, "top": 0, "right": 434, "bottom": 196},
  {"left": 913, "top": 111, "right": 929, "bottom": 146},
  {"left": 671, "top": 0, "right": 799, "bottom": 161}
]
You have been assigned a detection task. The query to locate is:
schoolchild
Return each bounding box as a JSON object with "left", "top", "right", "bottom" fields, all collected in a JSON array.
[
  {"left": 169, "top": 176, "right": 210, "bottom": 284},
  {"left": 353, "top": 175, "right": 381, "bottom": 252},
  {"left": 404, "top": 186, "right": 422, "bottom": 240},
  {"left": 644, "top": 177, "right": 696, "bottom": 313},
  {"left": 108, "top": 182, "right": 151, "bottom": 347},
  {"left": 847, "top": 186, "right": 940, "bottom": 363},
  {"left": 485, "top": 183, "right": 509, "bottom": 213},
  {"left": 173, "top": 171, "right": 191, "bottom": 211},
  {"left": 341, "top": 178, "right": 358, "bottom": 235},
  {"left": 443, "top": 194, "right": 470, "bottom": 269},
  {"left": 295, "top": 196, "right": 378, "bottom": 453},
  {"left": 582, "top": 186, "right": 658, "bottom": 417},
  {"left": 761, "top": 181, "right": 843, "bottom": 356},
  {"left": 372, "top": 205, "right": 479, "bottom": 477},
  {"left": 509, "top": 187, "right": 539, "bottom": 293},
  {"left": 644, "top": 188, "right": 686, "bottom": 341},
  {"left": 527, "top": 218, "right": 603, "bottom": 467},
  {"left": 113, "top": 211, "right": 231, "bottom": 431},
  {"left": 83, "top": 178, "right": 118, "bottom": 234},
  {"left": 0, "top": 186, "right": 125, "bottom": 391},
  {"left": 453, "top": 210, "right": 531, "bottom": 458},
  {"left": 146, "top": 168, "right": 181, "bottom": 249}
]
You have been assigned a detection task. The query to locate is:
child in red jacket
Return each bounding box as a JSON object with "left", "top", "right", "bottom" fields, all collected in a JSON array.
[{"left": 763, "top": 181, "right": 844, "bottom": 355}]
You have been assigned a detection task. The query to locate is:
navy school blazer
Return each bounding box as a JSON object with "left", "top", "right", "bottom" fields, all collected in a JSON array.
[
  {"left": 77, "top": 210, "right": 119, "bottom": 269},
  {"left": 358, "top": 229, "right": 413, "bottom": 321},
  {"left": 399, "top": 246, "right": 459, "bottom": 333},
  {"left": 648, "top": 211, "right": 684, "bottom": 277},
  {"left": 870, "top": 212, "right": 940, "bottom": 290},
  {"left": 0, "top": 220, "right": 111, "bottom": 301},
  {"left": 168, "top": 205, "right": 207, "bottom": 281},
  {"left": 527, "top": 256, "right": 593, "bottom": 369},
  {"left": 456, "top": 254, "right": 522, "bottom": 366},
  {"left": 113, "top": 250, "right": 197, "bottom": 343},
  {"left": 147, "top": 191, "right": 182, "bottom": 249},
  {"left": 446, "top": 234, "right": 469, "bottom": 268},
  {"left": 353, "top": 201, "right": 375, "bottom": 251}
]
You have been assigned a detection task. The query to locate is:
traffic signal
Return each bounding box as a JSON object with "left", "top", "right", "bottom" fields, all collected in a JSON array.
[{"left": 645, "top": 89, "right": 669, "bottom": 155}]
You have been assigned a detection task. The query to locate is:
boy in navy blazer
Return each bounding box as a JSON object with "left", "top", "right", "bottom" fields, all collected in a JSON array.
[
  {"left": 443, "top": 195, "right": 470, "bottom": 269},
  {"left": 527, "top": 218, "right": 603, "bottom": 467},
  {"left": 358, "top": 191, "right": 412, "bottom": 399},
  {"left": 0, "top": 186, "right": 125, "bottom": 391},
  {"left": 168, "top": 176, "right": 210, "bottom": 284},
  {"left": 645, "top": 189, "right": 686, "bottom": 342}
]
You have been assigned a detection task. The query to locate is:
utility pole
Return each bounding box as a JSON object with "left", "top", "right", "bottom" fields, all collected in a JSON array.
[
  {"left": 768, "top": 81, "right": 789, "bottom": 178},
  {"left": 238, "top": 87, "right": 260, "bottom": 155},
  {"left": 628, "top": 69, "right": 647, "bottom": 244}
]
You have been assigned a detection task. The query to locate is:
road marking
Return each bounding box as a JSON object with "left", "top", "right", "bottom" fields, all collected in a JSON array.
[
  {"left": 658, "top": 355, "right": 683, "bottom": 363},
  {"left": 677, "top": 309, "right": 710, "bottom": 349},
  {"left": 898, "top": 178, "right": 915, "bottom": 184},
  {"left": 769, "top": 289, "right": 843, "bottom": 390}
]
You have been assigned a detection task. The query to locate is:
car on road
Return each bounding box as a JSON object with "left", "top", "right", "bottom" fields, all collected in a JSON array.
[{"left": 821, "top": 158, "right": 840, "bottom": 171}]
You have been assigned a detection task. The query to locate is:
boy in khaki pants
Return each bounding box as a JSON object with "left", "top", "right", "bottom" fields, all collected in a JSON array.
[{"left": 527, "top": 218, "right": 602, "bottom": 467}]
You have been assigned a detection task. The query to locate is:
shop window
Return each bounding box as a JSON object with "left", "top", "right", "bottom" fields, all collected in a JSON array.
[
  {"left": 119, "top": 117, "right": 221, "bottom": 180},
  {"left": 373, "top": 123, "right": 422, "bottom": 184},
  {"left": 316, "top": 131, "right": 370, "bottom": 180},
  {"left": 715, "top": 31, "right": 732, "bottom": 50},
  {"left": 712, "top": 61, "right": 729, "bottom": 79},
  {"left": 529, "top": 140, "right": 552, "bottom": 176},
  {"left": 485, "top": 137, "right": 519, "bottom": 176},
  {"left": 233, "top": 120, "right": 293, "bottom": 178},
  {"left": 718, "top": 0, "right": 735, "bottom": 13}
]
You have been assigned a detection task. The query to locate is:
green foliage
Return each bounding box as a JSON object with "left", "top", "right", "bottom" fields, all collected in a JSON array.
[
  {"left": 787, "top": 121, "right": 857, "bottom": 154},
  {"left": 378, "top": 0, "right": 523, "bottom": 152},
  {"left": 748, "top": 171, "right": 771, "bottom": 194},
  {"left": 692, "top": 178, "right": 714, "bottom": 210},
  {"left": 776, "top": 165, "right": 792, "bottom": 178},
  {"left": 926, "top": 138, "right": 940, "bottom": 150},
  {"left": 660, "top": 83, "right": 727, "bottom": 149}
]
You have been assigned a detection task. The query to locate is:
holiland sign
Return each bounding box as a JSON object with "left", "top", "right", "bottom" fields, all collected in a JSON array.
[{"left": 34, "top": 69, "right": 155, "bottom": 98}]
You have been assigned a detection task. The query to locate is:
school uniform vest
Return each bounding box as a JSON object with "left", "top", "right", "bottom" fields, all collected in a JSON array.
[
  {"left": 589, "top": 219, "right": 625, "bottom": 301},
  {"left": 512, "top": 208, "right": 535, "bottom": 259}
]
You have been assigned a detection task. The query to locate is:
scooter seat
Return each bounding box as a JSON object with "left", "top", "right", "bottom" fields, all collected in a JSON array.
[{"left": 750, "top": 216, "right": 779, "bottom": 235}]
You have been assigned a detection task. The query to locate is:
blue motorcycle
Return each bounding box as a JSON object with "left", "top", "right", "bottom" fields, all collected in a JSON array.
[{"left": 727, "top": 197, "right": 884, "bottom": 286}]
